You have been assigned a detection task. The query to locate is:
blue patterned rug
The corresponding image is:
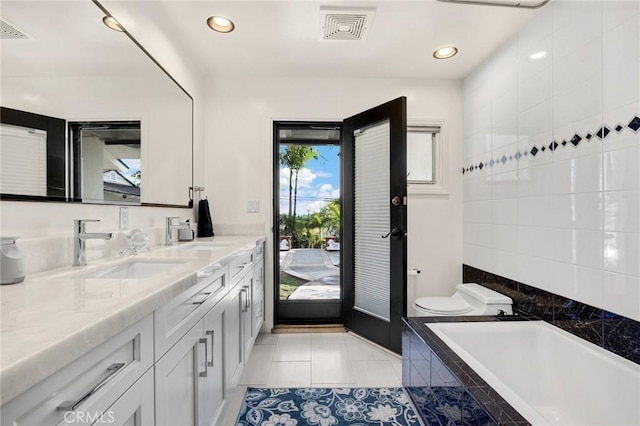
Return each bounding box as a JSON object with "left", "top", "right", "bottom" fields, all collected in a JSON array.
[{"left": 236, "top": 387, "right": 423, "bottom": 425}]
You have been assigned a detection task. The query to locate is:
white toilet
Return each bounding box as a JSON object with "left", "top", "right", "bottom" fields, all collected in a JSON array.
[{"left": 412, "top": 283, "right": 513, "bottom": 317}]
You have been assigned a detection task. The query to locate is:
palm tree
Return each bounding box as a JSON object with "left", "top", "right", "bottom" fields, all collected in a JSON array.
[{"left": 279, "top": 145, "right": 320, "bottom": 237}]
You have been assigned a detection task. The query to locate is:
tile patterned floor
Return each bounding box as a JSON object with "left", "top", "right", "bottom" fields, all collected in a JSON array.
[{"left": 219, "top": 331, "right": 403, "bottom": 425}]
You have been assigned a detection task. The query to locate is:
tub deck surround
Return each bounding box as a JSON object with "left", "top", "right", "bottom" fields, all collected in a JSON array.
[
  {"left": 463, "top": 265, "right": 640, "bottom": 365},
  {"left": 0, "top": 235, "right": 264, "bottom": 405},
  {"left": 403, "top": 316, "right": 532, "bottom": 426}
]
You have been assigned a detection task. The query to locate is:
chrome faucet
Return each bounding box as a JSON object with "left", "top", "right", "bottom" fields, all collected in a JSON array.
[
  {"left": 73, "top": 219, "right": 113, "bottom": 266},
  {"left": 165, "top": 217, "right": 189, "bottom": 246}
]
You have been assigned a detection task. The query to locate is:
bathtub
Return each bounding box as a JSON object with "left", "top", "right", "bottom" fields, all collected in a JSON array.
[{"left": 426, "top": 320, "right": 640, "bottom": 426}]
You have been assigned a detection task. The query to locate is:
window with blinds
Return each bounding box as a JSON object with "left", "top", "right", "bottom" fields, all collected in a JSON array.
[
  {"left": 407, "top": 126, "right": 439, "bottom": 184},
  {"left": 354, "top": 120, "right": 391, "bottom": 322},
  {"left": 0, "top": 123, "right": 47, "bottom": 196}
]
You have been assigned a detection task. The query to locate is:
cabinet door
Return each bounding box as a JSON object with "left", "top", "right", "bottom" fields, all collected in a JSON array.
[
  {"left": 95, "top": 369, "right": 154, "bottom": 426},
  {"left": 242, "top": 270, "right": 254, "bottom": 362},
  {"left": 252, "top": 259, "right": 265, "bottom": 337},
  {"left": 226, "top": 283, "right": 245, "bottom": 387},
  {"left": 155, "top": 324, "right": 204, "bottom": 426},
  {"left": 199, "top": 302, "right": 226, "bottom": 426}
]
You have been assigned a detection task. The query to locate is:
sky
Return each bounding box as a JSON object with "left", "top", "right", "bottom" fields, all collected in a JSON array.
[{"left": 279, "top": 144, "right": 340, "bottom": 216}]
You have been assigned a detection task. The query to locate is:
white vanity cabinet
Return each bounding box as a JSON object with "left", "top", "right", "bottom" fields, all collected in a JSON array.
[
  {"left": 1, "top": 316, "right": 154, "bottom": 426},
  {"left": 154, "top": 265, "right": 229, "bottom": 426},
  {"left": 1, "top": 236, "right": 266, "bottom": 426}
]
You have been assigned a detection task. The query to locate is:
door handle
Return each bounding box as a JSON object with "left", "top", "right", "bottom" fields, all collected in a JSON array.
[
  {"left": 206, "top": 330, "right": 214, "bottom": 367},
  {"left": 381, "top": 227, "right": 403, "bottom": 240},
  {"left": 198, "top": 338, "right": 208, "bottom": 377}
]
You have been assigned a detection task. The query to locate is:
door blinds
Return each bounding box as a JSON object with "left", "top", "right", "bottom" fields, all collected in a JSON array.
[
  {"left": 0, "top": 123, "right": 47, "bottom": 196},
  {"left": 353, "top": 120, "right": 390, "bottom": 322}
]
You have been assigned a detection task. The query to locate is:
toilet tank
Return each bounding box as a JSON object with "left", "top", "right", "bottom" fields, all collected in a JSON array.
[{"left": 456, "top": 283, "right": 513, "bottom": 306}]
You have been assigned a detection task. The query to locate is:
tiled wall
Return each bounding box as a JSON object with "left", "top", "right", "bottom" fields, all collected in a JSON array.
[{"left": 462, "top": 1, "right": 639, "bottom": 323}]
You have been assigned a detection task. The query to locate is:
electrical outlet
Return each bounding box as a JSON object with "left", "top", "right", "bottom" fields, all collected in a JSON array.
[
  {"left": 119, "top": 207, "right": 129, "bottom": 230},
  {"left": 247, "top": 200, "right": 260, "bottom": 213}
]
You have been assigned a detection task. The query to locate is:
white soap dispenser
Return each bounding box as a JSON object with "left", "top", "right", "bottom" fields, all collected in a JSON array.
[{"left": 1, "top": 237, "right": 25, "bottom": 285}]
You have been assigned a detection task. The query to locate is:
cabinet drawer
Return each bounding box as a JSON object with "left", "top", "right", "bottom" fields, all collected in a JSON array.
[
  {"left": 229, "top": 251, "right": 253, "bottom": 286},
  {"left": 1, "top": 316, "right": 153, "bottom": 426},
  {"left": 98, "top": 369, "right": 154, "bottom": 426},
  {"left": 154, "top": 265, "right": 227, "bottom": 359}
]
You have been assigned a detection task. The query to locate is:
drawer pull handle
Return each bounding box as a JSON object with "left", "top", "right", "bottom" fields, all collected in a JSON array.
[
  {"left": 206, "top": 330, "right": 215, "bottom": 367},
  {"left": 198, "top": 338, "right": 208, "bottom": 378},
  {"left": 56, "top": 363, "right": 125, "bottom": 412},
  {"left": 242, "top": 285, "right": 251, "bottom": 311},
  {"left": 191, "top": 292, "right": 213, "bottom": 305}
]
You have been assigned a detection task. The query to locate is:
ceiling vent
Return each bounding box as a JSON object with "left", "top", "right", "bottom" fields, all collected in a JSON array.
[
  {"left": 436, "top": 0, "right": 548, "bottom": 8},
  {"left": 320, "top": 7, "right": 375, "bottom": 41},
  {"left": 0, "top": 18, "right": 29, "bottom": 40}
]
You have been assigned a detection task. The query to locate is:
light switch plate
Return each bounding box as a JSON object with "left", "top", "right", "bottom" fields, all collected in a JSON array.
[
  {"left": 247, "top": 200, "right": 260, "bottom": 213},
  {"left": 119, "top": 207, "right": 129, "bottom": 230}
]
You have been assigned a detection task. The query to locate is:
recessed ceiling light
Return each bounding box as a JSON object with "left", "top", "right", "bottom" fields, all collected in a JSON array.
[
  {"left": 433, "top": 46, "right": 458, "bottom": 59},
  {"left": 529, "top": 51, "right": 548, "bottom": 61},
  {"left": 207, "top": 16, "right": 235, "bottom": 33},
  {"left": 102, "top": 16, "right": 124, "bottom": 32}
]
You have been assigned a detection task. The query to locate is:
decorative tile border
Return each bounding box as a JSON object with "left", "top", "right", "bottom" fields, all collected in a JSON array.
[
  {"left": 403, "top": 316, "right": 533, "bottom": 425},
  {"left": 463, "top": 265, "right": 640, "bottom": 365},
  {"left": 462, "top": 114, "right": 640, "bottom": 175}
]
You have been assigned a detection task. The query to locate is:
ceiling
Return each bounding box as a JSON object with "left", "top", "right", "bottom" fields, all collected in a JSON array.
[{"left": 112, "top": 0, "right": 543, "bottom": 80}]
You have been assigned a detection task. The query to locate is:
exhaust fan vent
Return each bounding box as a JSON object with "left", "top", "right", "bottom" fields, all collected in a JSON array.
[
  {"left": 320, "top": 7, "right": 375, "bottom": 41},
  {"left": 0, "top": 19, "right": 29, "bottom": 39}
]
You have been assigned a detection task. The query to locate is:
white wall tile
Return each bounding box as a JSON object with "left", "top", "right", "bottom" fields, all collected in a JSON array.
[
  {"left": 604, "top": 145, "right": 640, "bottom": 191},
  {"left": 492, "top": 225, "right": 518, "bottom": 252},
  {"left": 464, "top": 222, "right": 493, "bottom": 247},
  {"left": 604, "top": 190, "right": 640, "bottom": 233},
  {"left": 518, "top": 196, "right": 553, "bottom": 227},
  {"left": 493, "top": 249, "right": 519, "bottom": 282},
  {"left": 552, "top": 262, "right": 604, "bottom": 309},
  {"left": 603, "top": 271, "right": 640, "bottom": 321},
  {"left": 519, "top": 100, "right": 553, "bottom": 144},
  {"left": 519, "top": 66, "right": 552, "bottom": 113},
  {"left": 463, "top": 200, "right": 492, "bottom": 224},
  {"left": 553, "top": 82, "right": 602, "bottom": 130},
  {"left": 603, "top": 0, "right": 640, "bottom": 33},
  {"left": 553, "top": 1, "right": 602, "bottom": 59},
  {"left": 492, "top": 170, "right": 519, "bottom": 200},
  {"left": 603, "top": 19, "right": 640, "bottom": 112},
  {"left": 552, "top": 193, "right": 603, "bottom": 231},
  {"left": 604, "top": 232, "right": 640, "bottom": 276},
  {"left": 553, "top": 228, "right": 603, "bottom": 269},
  {"left": 518, "top": 163, "right": 554, "bottom": 198},
  {"left": 517, "top": 254, "right": 554, "bottom": 293},
  {"left": 552, "top": 154, "right": 603, "bottom": 194},
  {"left": 463, "top": 0, "right": 640, "bottom": 321},
  {"left": 492, "top": 198, "right": 518, "bottom": 226},
  {"left": 463, "top": 244, "right": 493, "bottom": 272},
  {"left": 463, "top": 176, "right": 492, "bottom": 202},
  {"left": 518, "top": 226, "right": 555, "bottom": 259}
]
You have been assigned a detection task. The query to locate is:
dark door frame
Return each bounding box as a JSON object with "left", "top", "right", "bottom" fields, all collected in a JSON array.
[{"left": 272, "top": 120, "right": 344, "bottom": 325}]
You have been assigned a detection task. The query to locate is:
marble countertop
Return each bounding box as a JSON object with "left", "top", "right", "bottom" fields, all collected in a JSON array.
[{"left": 0, "top": 235, "right": 264, "bottom": 405}]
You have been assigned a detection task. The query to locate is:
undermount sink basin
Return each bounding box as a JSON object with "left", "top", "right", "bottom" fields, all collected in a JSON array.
[
  {"left": 181, "top": 243, "right": 228, "bottom": 251},
  {"left": 65, "top": 259, "right": 190, "bottom": 280}
]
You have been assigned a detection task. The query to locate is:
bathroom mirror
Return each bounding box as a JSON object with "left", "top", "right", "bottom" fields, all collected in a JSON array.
[{"left": 0, "top": 0, "right": 193, "bottom": 207}]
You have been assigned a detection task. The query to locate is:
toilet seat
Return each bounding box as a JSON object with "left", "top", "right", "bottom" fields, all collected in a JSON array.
[{"left": 414, "top": 297, "right": 473, "bottom": 315}]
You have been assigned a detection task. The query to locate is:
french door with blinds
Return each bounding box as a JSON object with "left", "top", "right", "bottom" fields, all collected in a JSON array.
[{"left": 342, "top": 97, "right": 407, "bottom": 354}]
